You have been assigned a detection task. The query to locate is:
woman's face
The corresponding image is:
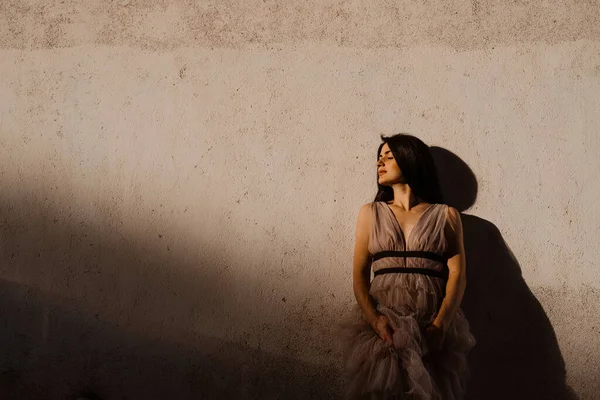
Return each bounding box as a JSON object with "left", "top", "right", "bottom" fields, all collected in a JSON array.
[{"left": 377, "top": 143, "right": 402, "bottom": 185}]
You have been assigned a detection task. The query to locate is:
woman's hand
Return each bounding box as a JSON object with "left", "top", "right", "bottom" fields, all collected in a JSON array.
[
  {"left": 423, "top": 322, "right": 446, "bottom": 353},
  {"left": 370, "top": 313, "right": 395, "bottom": 345}
]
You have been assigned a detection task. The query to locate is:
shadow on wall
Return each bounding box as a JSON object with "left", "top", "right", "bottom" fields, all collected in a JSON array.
[
  {"left": 0, "top": 188, "right": 341, "bottom": 400},
  {"left": 0, "top": 145, "right": 582, "bottom": 400},
  {"left": 431, "top": 146, "right": 579, "bottom": 400}
]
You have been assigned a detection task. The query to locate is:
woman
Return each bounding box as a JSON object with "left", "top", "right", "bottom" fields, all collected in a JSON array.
[{"left": 339, "top": 133, "right": 476, "bottom": 399}]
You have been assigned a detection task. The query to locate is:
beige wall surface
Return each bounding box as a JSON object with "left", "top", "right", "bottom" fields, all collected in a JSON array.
[{"left": 1, "top": 1, "right": 599, "bottom": 399}]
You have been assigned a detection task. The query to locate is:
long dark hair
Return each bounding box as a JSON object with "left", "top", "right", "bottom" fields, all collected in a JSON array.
[{"left": 374, "top": 133, "right": 444, "bottom": 204}]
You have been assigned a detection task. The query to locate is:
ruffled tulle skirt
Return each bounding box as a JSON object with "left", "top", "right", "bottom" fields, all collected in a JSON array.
[{"left": 338, "top": 274, "right": 476, "bottom": 400}]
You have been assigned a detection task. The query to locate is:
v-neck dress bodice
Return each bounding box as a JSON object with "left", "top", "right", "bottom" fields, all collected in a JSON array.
[
  {"left": 338, "top": 201, "right": 476, "bottom": 400},
  {"left": 369, "top": 201, "right": 449, "bottom": 273}
]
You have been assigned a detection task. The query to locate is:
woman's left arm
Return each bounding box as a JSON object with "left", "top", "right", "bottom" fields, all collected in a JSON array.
[{"left": 432, "top": 205, "right": 467, "bottom": 331}]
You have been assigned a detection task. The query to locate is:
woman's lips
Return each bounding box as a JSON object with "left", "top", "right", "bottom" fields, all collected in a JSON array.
[{"left": 378, "top": 171, "right": 386, "bottom": 175}]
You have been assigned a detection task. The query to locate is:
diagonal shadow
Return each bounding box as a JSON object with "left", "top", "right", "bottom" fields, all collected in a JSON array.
[
  {"left": 3, "top": 144, "right": 582, "bottom": 399},
  {"left": 0, "top": 279, "right": 340, "bottom": 400},
  {"left": 0, "top": 184, "right": 342, "bottom": 399}
]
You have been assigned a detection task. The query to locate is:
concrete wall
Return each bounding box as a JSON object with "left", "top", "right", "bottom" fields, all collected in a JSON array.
[{"left": 1, "top": 1, "right": 599, "bottom": 399}]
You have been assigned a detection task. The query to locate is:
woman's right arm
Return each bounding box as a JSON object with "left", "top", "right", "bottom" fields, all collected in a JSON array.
[{"left": 352, "top": 203, "right": 379, "bottom": 327}]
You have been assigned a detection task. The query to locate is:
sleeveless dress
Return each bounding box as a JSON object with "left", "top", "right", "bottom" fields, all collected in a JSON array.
[{"left": 338, "top": 201, "right": 476, "bottom": 400}]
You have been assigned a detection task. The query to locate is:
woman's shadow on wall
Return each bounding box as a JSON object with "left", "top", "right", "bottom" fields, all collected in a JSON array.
[{"left": 430, "top": 147, "right": 579, "bottom": 400}]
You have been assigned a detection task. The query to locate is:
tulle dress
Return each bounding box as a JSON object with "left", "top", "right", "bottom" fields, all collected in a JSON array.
[{"left": 338, "top": 201, "right": 476, "bottom": 400}]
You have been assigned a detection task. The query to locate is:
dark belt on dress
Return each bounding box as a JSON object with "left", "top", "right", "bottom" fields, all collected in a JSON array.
[{"left": 371, "top": 250, "right": 449, "bottom": 280}]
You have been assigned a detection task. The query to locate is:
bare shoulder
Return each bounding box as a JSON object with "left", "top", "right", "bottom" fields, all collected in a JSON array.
[
  {"left": 359, "top": 201, "right": 375, "bottom": 211},
  {"left": 353, "top": 202, "right": 375, "bottom": 254},
  {"left": 357, "top": 201, "right": 374, "bottom": 220},
  {"left": 355, "top": 202, "right": 375, "bottom": 229}
]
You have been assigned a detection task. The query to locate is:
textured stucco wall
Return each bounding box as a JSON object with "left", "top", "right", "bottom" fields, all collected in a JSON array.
[{"left": 1, "top": 1, "right": 599, "bottom": 399}]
